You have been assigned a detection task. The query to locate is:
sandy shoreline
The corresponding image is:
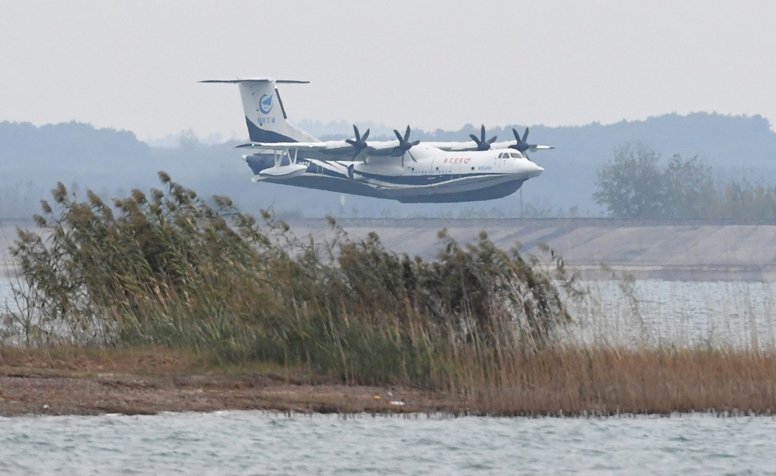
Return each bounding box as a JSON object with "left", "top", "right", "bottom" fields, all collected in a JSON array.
[
  {"left": 0, "top": 348, "right": 462, "bottom": 417},
  {"left": 0, "top": 368, "right": 461, "bottom": 417},
  {"left": 0, "top": 349, "right": 456, "bottom": 417}
]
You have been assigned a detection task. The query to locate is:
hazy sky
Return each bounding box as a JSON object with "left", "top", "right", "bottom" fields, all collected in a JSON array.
[{"left": 2, "top": 0, "right": 775, "bottom": 141}]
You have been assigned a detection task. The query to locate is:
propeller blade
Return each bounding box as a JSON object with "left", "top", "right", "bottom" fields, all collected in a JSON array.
[
  {"left": 510, "top": 127, "right": 531, "bottom": 153},
  {"left": 507, "top": 126, "right": 550, "bottom": 160},
  {"left": 487, "top": 135, "right": 497, "bottom": 144},
  {"left": 393, "top": 126, "right": 418, "bottom": 157},
  {"left": 347, "top": 125, "right": 371, "bottom": 158},
  {"left": 469, "top": 126, "right": 493, "bottom": 150}
]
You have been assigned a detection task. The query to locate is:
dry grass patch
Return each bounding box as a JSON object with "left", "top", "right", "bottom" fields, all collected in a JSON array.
[
  {"left": 0, "top": 346, "right": 196, "bottom": 375},
  {"left": 464, "top": 347, "right": 776, "bottom": 415}
]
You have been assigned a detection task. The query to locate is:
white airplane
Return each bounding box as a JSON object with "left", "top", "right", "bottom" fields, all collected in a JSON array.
[{"left": 202, "top": 78, "right": 553, "bottom": 203}]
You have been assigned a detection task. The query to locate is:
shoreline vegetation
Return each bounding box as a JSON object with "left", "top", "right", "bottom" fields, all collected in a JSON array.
[
  {"left": 2, "top": 347, "right": 776, "bottom": 417},
  {"left": 2, "top": 173, "right": 776, "bottom": 417}
]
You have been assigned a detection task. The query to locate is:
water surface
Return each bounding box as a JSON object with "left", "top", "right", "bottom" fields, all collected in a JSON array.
[
  {"left": 570, "top": 279, "right": 776, "bottom": 348},
  {"left": 1, "top": 412, "right": 774, "bottom": 475}
]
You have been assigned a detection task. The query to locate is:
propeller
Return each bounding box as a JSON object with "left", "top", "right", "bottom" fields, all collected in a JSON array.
[
  {"left": 393, "top": 125, "right": 420, "bottom": 163},
  {"left": 469, "top": 124, "right": 498, "bottom": 151},
  {"left": 510, "top": 128, "right": 537, "bottom": 157},
  {"left": 345, "top": 125, "right": 370, "bottom": 157}
]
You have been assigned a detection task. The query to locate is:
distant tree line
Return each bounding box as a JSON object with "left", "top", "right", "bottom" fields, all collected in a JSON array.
[{"left": 593, "top": 143, "right": 776, "bottom": 219}]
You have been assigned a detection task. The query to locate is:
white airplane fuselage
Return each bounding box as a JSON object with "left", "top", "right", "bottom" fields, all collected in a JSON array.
[{"left": 246, "top": 146, "right": 543, "bottom": 203}]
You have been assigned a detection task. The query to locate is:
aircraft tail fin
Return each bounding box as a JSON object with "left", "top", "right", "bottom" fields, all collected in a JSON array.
[{"left": 200, "top": 78, "right": 319, "bottom": 143}]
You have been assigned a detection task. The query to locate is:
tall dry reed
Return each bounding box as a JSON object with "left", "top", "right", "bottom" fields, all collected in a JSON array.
[
  {"left": 457, "top": 347, "right": 776, "bottom": 416},
  {"left": 3, "top": 173, "right": 578, "bottom": 388}
]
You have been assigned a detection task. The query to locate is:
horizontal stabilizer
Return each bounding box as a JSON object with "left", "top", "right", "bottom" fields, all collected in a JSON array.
[
  {"left": 200, "top": 78, "right": 309, "bottom": 84},
  {"left": 236, "top": 142, "right": 325, "bottom": 149}
]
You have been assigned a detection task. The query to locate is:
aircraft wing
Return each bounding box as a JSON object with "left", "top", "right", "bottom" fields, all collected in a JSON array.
[
  {"left": 489, "top": 141, "right": 555, "bottom": 152},
  {"left": 424, "top": 141, "right": 481, "bottom": 152},
  {"left": 237, "top": 140, "right": 409, "bottom": 161},
  {"left": 237, "top": 126, "right": 426, "bottom": 160},
  {"left": 363, "top": 141, "right": 402, "bottom": 156},
  {"left": 427, "top": 140, "right": 555, "bottom": 152},
  {"left": 427, "top": 125, "right": 555, "bottom": 152},
  {"left": 423, "top": 139, "right": 555, "bottom": 152},
  {"left": 236, "top": 142, "right": 327, "bottom": 149}
]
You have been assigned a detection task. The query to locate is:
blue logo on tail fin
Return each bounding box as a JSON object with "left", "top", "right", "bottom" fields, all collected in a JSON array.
[{"left": 259, "top": 94, "right": 273, "bottom": 114}]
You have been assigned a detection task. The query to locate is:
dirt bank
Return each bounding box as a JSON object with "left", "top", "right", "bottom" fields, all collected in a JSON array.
[
  {"left": 0, "top": 371, "right": 459, "bottom": 417},
  {"left": 0, "top": 349, "right": 462, "bottom": 417}
]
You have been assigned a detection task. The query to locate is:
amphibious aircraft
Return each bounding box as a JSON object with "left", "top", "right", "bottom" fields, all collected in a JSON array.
[{"left": 202, "top": 78, "right": 553, "bottom": 203}]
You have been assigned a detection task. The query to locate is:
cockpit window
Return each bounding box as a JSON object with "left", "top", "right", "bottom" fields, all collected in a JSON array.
[
  {"left": 510, "top": 152, "right": 522, "bottom": 159},
  {"left": 498, "top": 152, "right": 507, "bottom": 159}
]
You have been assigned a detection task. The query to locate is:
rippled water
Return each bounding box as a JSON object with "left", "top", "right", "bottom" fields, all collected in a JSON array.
[
  {"left": 568, "top": 279, "right": 776, "bottom": 348},
  {"left": 0, "top": 412, "right": 774, "bottom": 475}
]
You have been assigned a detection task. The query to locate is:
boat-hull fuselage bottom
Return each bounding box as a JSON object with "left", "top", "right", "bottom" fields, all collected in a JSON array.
[{"left": 260, "top": 175, "right": 526, "bottom": 203}]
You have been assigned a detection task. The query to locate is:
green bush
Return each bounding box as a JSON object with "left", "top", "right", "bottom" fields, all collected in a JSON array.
[{"left": 594, "top": 143, "right": 776, "bottom": 219}]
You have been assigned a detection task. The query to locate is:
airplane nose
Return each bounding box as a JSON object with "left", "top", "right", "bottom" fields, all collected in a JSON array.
[{"left": 526, "top": 162, "right": 544, "bottom": 178}]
